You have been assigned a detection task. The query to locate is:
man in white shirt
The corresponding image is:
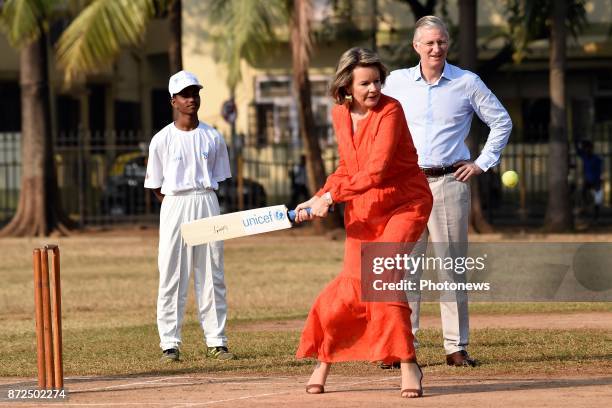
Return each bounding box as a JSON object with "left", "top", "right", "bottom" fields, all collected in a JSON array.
[
  {"left": 383, "top": 16, "right": 512, "bottom": 367},
  {"left": 145, "top": 70, "right": 234, "bottom": 362}
]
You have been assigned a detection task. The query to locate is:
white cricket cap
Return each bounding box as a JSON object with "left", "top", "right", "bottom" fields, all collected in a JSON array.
[{"left": 168, "top": 70, "right": 203, "bottom": 96}]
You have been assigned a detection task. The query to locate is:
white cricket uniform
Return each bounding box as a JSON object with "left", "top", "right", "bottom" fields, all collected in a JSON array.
[{"left": 145, "top": 122, "right": 231, "bottom": 350}]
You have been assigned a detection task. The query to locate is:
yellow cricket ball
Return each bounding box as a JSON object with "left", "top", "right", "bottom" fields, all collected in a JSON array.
[{"left": 502, "top": 170, "right": 519, "bottom": 188}]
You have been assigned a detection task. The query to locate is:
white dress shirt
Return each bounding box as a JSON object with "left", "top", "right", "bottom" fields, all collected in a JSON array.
[{"left": 383, "top": 61, "right": 512, "bottom": 171}]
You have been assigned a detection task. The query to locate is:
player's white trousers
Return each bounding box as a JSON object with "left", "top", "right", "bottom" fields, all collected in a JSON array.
[{"left": 157, "top": 190, "right": 228, "bottom": 350}]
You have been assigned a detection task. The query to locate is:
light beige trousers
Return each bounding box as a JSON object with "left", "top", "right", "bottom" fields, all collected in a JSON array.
[{"left": 408, "top": 173, "right": 470, "bottom": 354}]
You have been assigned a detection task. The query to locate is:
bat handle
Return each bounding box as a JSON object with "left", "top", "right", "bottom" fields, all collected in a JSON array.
[{"left": 288, "top": 208, "right": 311, "bottom": 222}]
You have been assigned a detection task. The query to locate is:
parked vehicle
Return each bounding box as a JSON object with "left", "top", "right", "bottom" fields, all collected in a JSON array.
[
  {"left": 101, "top": 155, "right": 159, "bottom": 216},
  {"left": 101, "top": 153, "right": 266, "bottom": 216},
  {"left": 217, "top": 178, "right": 267, "bottom": 213}
]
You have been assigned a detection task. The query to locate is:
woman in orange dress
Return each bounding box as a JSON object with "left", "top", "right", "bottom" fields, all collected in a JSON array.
[{"left": 294, "top": 47, "right": 433, "bottom": 398}]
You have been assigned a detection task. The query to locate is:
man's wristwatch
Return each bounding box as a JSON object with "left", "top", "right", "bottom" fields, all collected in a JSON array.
[{"left": 321, "top": 192, "right": 333, "bottom": 206}]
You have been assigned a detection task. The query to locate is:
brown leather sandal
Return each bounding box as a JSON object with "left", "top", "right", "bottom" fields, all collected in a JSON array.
[
  {"left": 400, "top": 363, "right": 423, "bottom": 398},
  {"left": 306, "top": 384, "right": 325, "bottom": 394}
]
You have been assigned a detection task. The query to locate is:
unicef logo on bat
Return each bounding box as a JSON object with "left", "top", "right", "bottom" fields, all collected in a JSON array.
[{"left": 237, "top": 205, "right": 293, "bottom": 236}]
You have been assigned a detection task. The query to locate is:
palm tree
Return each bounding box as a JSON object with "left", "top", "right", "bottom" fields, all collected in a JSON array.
[
  {"left": 0, "top": 0, "right": 181, "bottom": 236},
  {"left": 168, "top": 0, "right": 182, "bottom": 72},
  {"left": 499, "top": 0, "right": 585, "bottom": 231},
  {"left": 207, "top": 0, "right": 341, "bottom": 229},
  {"left": 457, "top": 0, "right": 495, "bottom": 233},
  {"left": 55, "top": 0, "right": 172, "bottom": 83},
  {"left": 544, "top": 0, "right": 572, "bottom": 231},
  {"left": 289, "top": 0, "right": 328, "bottom": 207},
  {"left": 207, "top": 0, "right": 285, "bottom": 96},
  {"left": 207, "top": 0, "right": 287, "bottom": 210},
  {"left": 0, "top": 0, "right": 73, "bottom": 236}
]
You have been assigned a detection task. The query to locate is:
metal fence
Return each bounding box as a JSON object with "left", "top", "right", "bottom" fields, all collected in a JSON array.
[
  {"left": 0, "top": 133, "right": 20, "bottom": 222},
  {"left": 489, "top": 124, "right": 612, "bottom": 225},
  {"left": 240, "top": 144, "right": 339, "bottom": 205},
  {"left": 53, "top": 130, "right": 159, "bottom": 225},
  {"left": 0, "top": 131, "right": 161, "bottom": 226},
  {"left": 1, "top": 129, "right": 611, "bottom": 228}
]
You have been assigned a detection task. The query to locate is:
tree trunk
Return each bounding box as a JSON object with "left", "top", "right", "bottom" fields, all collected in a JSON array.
[
  {"left": 459, "top": 0, "right": 493, "bottom": 233},
  {"left": 0, "top": 33, "right": 71, "bottom": 237},
  {"left": 370, "top": 0, "right": 378, "bottom": 52},
  {"left": 169, "top": 0, "right": 182, "bottom": 122},
  {"left": 168, "top": 0, "right": 183, "bottom": 73},
  {"left": 290, "top": 0, "right": 342, "bottom": 230},
  {"left": 544, "top": 0, "right": 572, "bottom": 231},
  {"left": 401, "top": 0, "right": 436, "bottom": 19}
]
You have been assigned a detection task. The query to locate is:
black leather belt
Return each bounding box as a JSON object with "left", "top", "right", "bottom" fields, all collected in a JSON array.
[{"left": 420, "top": 166, "right": 456, "bottom": 177}]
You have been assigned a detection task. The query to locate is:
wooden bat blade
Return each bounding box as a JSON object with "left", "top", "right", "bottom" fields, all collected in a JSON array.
[{"left": 181, "top": 205, "right": 292, "bottom": 246}]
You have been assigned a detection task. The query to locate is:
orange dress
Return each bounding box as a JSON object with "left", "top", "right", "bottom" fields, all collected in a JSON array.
[{"left": 296, "top": 95, "right": 433, "bottom": 364}]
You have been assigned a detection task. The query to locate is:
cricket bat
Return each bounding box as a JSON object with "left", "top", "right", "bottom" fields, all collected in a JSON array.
[{"left": 180, "top": 204, "right": 307, "bottom": 246}]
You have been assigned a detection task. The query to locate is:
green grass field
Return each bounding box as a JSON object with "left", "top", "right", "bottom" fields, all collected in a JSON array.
[{"left": 1, "top": 230, "right": 610, "bottom": 378}]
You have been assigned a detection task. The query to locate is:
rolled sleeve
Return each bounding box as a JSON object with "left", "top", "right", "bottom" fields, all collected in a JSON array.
[{"left": 470, "top": 76, "right": 513, "bottom": 171}]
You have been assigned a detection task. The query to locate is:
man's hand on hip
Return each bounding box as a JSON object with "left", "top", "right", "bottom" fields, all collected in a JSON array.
[{"left": 453, "top": 161, "right": 483, "bottom": 182}]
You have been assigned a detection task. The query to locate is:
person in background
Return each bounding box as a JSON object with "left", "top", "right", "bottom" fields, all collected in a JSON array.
[
  {"left": 289, "top": 154, "right": 310, "bottom": 209},
  {"left": 576, "top": 139, "right": 603, "bottom": 220}
]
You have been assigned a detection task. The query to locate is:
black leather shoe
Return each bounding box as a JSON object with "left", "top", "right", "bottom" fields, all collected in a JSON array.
[
  {"left": 446, "top": 350, "right": 477, "bottom": 367},
  {"left": 379, "top": 361, "right": 401, "bottom": 369}
]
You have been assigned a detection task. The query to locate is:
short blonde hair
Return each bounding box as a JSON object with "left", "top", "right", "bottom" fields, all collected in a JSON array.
[
  {"left": 413, "top": 15, "right": 449, "bottom": 42},
  {"left": 329, "top": 47, "right": 388, "bottom": 105}
]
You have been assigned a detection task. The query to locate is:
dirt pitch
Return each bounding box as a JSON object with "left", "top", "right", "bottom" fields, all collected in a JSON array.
[
  {"left": 1, "top": 312, "right": 610, "bottom": 407},
  {"left": 1, "top": 373, "right": 611, "bottom": 407}
]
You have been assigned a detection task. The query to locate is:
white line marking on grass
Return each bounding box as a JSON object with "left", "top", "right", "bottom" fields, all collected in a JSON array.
[
  {"left": 335, "top": 376, "right": 397, "bottom": 388},
  {"left": 75, "top": 382, "right": 198, "bottom": 393},
  {"left": 169, "top": 376, "right": 398, "bottom": 407},
  {"left": 215, "top": 382, "right": 294, "bottom": 385},
  {"left": 62, "top": 375, "right": 295, "bottom": 395},
  {"left": 75, "top": 377, "right": 195, "bottom": 393},
  {"left": 196, "top": 376, "right": 292, "bottom": 381},
  {"left": 169, "top": 391, "right": 294, "bottom": 407},
  {"left": 65, "top": 375, "right": 193, "bottom": 383}
]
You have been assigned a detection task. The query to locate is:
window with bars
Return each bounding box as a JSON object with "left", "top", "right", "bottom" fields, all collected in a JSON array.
[{"left": 250, "top": 76, "right": 333, "bottom": 147}]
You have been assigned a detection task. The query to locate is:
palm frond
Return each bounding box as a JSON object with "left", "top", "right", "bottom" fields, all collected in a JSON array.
[
  {"left": 56, "top": 0, "right": 158, "bottom": 83},
  {"left": 207, "top": 0, "right": 287, "bottom": 91},
  {"left": 504, "top": 0, "right": 587, "bottom": 63},
  {"left": 0, "top": 0, "right": 58, "bottom": 46}
]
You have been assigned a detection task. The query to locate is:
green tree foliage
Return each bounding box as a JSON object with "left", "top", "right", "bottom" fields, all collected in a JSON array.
[
  {"left": 503, "top": 0, "right": 586, "bottom": 63},
  {"left": 0, "top": 0, "right": 58, "bottom": 45},
  {"left": 56, "top": 0, "right": 171, "bottom": 83},
  {"left": 207, "top": 0, "right": 286, "bottom": 92}
]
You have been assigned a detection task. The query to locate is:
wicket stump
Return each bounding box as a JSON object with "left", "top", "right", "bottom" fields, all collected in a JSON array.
[{"left": 33, "top": 244, "right": 63, "bottom": 389}]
